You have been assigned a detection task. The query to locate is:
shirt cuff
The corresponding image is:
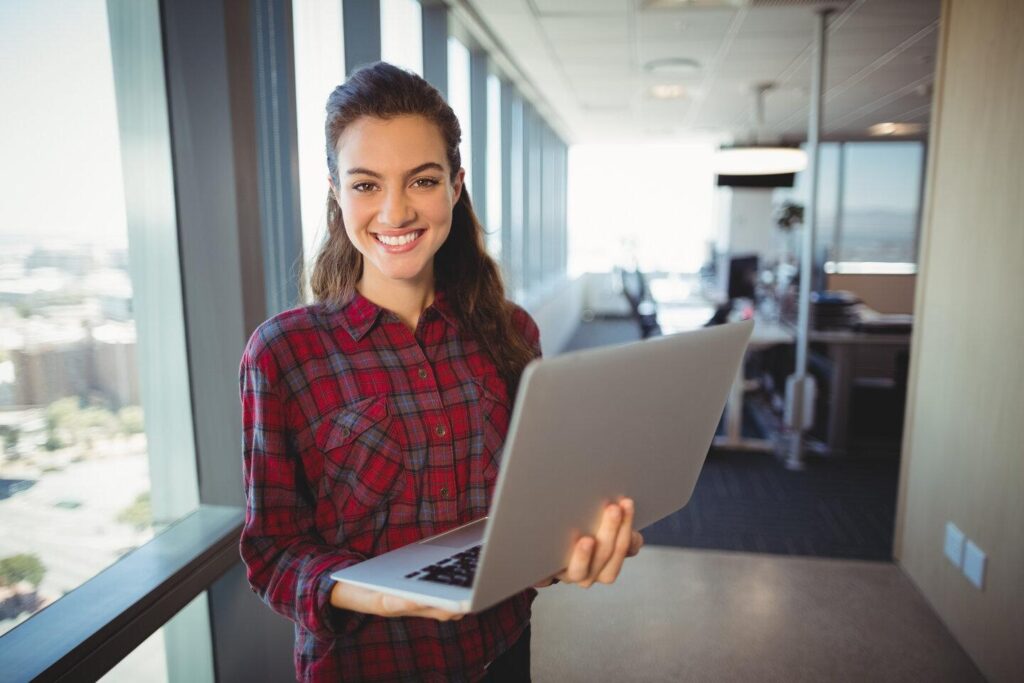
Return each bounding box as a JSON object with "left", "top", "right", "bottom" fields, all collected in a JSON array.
[{"left": 305, "top": 553, "right": 367, "bottom": 641}]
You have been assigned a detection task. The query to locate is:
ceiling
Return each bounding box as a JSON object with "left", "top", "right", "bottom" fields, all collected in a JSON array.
[{"left": 459, "top": 0, "right": 940, "bottom": 144}]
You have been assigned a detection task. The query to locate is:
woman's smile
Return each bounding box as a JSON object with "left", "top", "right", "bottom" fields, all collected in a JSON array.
[{"left": 372, "top": 228, "right": 426, "bottom": 251}]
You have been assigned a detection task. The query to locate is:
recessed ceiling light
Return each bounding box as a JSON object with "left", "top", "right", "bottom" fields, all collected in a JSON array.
[
  {"left": 643, "top": 57, "right": 701, "bottom": 74},
  {"left": 650, "top": 84, "right": 687, "bottom": 99},
  {"left": 868, "top": 122, "right": 925, "bottom": 136}
]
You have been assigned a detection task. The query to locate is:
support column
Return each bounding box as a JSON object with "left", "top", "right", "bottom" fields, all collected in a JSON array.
[{"left": 786, "top": 8, "right": 832, "bottom": 469}]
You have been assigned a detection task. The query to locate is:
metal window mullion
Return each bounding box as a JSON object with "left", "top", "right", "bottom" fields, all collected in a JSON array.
[
  {"left": 251, "top": 0, "right": 303, "bottom": 315},
  {"left": 469, "top": 49, "right": 488, "bottom": 224},
  {"left": 834, "top": 142, "right": 846, "bottom": 262},
  {"left": 421, "top": 0, "right": 448, "bottom": 98},
  {"left": 342, "top": 0, "right": 381, "bottom": 74}
]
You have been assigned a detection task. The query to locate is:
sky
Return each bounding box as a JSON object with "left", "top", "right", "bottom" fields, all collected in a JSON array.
[{"left": 0, "top": 0, "right": 128, "bottom": 249}]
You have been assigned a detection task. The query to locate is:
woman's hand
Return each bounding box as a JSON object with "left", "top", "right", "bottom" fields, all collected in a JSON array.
[
  {"left": 534, "top": 497, "right": 644, "bottom": 589},
  {"left": 330, "top": 580, "right": 465, "bottom": 622}
]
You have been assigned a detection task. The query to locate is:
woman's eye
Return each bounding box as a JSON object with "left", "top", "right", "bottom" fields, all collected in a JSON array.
[
  {"left": 352, "top": 182, "right": 377, "bottom": 193},
  {"left": 412, "top": 177, "right": 440, "bottom": 189}
]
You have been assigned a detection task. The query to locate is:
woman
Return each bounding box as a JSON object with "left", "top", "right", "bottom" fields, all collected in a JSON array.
[{"left": 240, "top": 62, "right": 643, "bottom": 682}]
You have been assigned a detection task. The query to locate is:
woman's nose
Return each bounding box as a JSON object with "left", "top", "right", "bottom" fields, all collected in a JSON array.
[{"left": 378, "top": 189, "right": 414, "bottom": 228}]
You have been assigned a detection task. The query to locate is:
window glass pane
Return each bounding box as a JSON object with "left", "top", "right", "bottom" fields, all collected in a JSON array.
[
  {"left": 772, "top": 142, "right": 840, "bottom": 261},
  {"left": 485, "top": 73, "right": 502, "bottom": 259},
  {"left": 380, "top": 0, "right": 422, "bottom": 76},
  {"left": 0, "top": 0, "right": 196, "bottom": 636},
  {"left": 292, "top": 0, "right": 345, "bottom": 300},
  {"left": 100, "top": 591, "right": 213, "bottom": 683},
  {"left": 839, "top": 142, "right": 923, "bottom": 263},
  {"left": 447, "top": 36, "right": 472, "bottom": 195},
  {"left": 569, "top": 142, "right": 717, "bottom": 275}
]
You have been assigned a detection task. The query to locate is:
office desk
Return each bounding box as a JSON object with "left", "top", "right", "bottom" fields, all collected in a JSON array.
[
  {"left": 807, "top": 329, "right": 911, "bottom": 456},
  {"left": 712, "top": 319, "right": 792, "bottom": 453},
  {"left": 709, "top": 320, "right": 911, "bottom": 456}
]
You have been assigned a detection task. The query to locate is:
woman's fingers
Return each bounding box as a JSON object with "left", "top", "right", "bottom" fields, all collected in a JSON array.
[
  {"left": 578, "top": 504, "right": 620, "bottom": 588},
  {"left": 628, "top": 530, "right": 645, "bottom": 557},
  {"left": 596, "top": 498, "right": 635, "bottom": 584},
  {"left": 563, "top": 535, "right": 595, "bottom": 585}
]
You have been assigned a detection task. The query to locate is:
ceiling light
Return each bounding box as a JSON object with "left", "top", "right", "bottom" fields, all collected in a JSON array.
[
  {"left": 650, "top": 84, "right": 687, "bottom": 99},
  {"left": 714, "top": 83, "right": 806, "bottom": 175},
  {"left": 643, "top": 57, "right": 701, "bottom": 75},
  {"left": 714, "top": 146, "right": 808, "bottom": 175},
  {"left": 868, "top": 122, "right": 925, "bottom": 136}
]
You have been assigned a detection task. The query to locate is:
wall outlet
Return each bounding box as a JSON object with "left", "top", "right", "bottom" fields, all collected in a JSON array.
[
  {"left": 944, "top": 522, "right": 965, "bottom": 568},
  {"left": 963, "top": 540, "right": 986, "bottom": 589}
]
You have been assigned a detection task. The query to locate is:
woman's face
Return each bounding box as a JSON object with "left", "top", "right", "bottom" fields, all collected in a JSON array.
[{"left": 331, "top": 114, "right": 463, "bottom": 293}]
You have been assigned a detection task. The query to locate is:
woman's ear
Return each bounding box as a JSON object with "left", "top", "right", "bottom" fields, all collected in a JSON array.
[
  {"left": 452, "top": 167, "right": 465, "bottom": 204},
  {"left": 328, "top": 175, "right": 340, "bottom": 203}
]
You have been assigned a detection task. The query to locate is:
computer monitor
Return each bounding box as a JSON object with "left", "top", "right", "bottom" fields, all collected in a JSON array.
[{"left": 727, "top": 254, "right": 759, "bottom": 301}]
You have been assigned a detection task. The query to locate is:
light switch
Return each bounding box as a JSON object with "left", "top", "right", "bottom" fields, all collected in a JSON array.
[
  {"left": 944, "top": 522, "right": 965, "bottom": 568},
  {"left": 963, "top": 540, "right": 986, "bottom": 589}
]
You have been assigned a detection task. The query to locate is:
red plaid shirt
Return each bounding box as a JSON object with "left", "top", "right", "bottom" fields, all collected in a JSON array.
[{"left": 239, "top": 289, "right": 540, "bottom": 682}]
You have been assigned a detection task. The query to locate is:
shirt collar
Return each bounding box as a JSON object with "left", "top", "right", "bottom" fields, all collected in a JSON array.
[{"left": 331, "top": 288, "right": 458, "bottom": 342}]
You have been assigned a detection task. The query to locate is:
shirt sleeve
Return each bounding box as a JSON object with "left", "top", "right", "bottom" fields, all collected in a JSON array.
[
  {"left": 239, "top": 333, "right": 367, "bottom": 641},
  {"left": 510, "top": 304, "right": 543, "bottom": 360}
]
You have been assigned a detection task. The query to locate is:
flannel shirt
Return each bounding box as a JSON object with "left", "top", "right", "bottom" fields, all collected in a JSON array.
[{"left": 239, "top": 289, "right": 541, "bottom": 682}]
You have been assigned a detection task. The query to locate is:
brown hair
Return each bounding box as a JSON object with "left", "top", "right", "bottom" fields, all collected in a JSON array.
[{"left": 311, "top": 62, "right": 535, "bottom": 390}]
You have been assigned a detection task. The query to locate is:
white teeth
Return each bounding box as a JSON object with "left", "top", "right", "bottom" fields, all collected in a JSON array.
[{"left": 375, "top": 231, "right": 421, "bottom": 246}]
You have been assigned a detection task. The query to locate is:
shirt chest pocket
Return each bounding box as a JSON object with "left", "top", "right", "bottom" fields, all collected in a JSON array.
[
  {"left": 314, "top": 395, "right": 406, "bottom": 546},
  {"left": 470, "top": 375, "right": 512, "bottom": 487}
]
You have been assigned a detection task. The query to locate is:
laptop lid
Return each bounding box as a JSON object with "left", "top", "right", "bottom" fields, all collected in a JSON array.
[{"left": 469, "top": 319, "right": 753, "bottom": 611}]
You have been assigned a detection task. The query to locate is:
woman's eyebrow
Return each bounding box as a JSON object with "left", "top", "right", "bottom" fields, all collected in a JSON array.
[
  {"left": 345, "top": 162, "right": 445, "bottom": 177},
  {"left": 405, "top": 162, "right": 445, "bottom": 176}
]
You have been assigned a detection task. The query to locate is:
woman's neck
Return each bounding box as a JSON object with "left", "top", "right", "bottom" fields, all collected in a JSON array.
[{"left": 356, "top": 272, "right": 435, "bottom": 331}]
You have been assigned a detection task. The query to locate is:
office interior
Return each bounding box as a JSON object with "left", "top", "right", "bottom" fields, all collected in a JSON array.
[{"left": 0, "top": 0, "right": 1020, "bottom": 681}]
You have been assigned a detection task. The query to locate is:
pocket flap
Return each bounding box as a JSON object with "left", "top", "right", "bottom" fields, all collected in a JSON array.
[{"left": 316, "top": 395, "right": 389, "bottom": 451}]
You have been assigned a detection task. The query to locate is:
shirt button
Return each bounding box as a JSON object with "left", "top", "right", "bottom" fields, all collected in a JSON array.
[
  {"left": 440, "top": 487, "right": 449, "bottom": 498},
  {"left": 418, "top": 367, "right": 428, "bottom": 379},
  {"left": 340, "top": 427, "right": 351, "bottom": 439},
  {"left": 435, "top": 424, "right": 447, "bottom": 437}
]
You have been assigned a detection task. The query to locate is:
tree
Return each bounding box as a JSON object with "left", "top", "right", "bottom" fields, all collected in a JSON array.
[
  {"left": 0, "top": 425, "right": 19, "bottom": 454},
  {"left": 0, "top": 553, "right": 46, "bottom": 587},
  {"left": 118, "top": 406, "right": 145, "bottom": 435},
  {"left": 117, "top": 492, "right": 152, "bottom": 530}
]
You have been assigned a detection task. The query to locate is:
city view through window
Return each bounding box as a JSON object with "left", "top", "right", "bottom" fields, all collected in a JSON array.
[{"left": 0, "top": 0, "right": 158, "bottom": 637}]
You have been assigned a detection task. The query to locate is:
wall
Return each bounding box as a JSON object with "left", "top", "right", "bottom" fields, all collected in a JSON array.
[
  {"left": 895, "top": 1, "right": 1024, "bottom": 681},
  {"left": 826, "top": 273, "right": 916, "bottom": 314},
  {"left": 718, "top": 187, "right": 780, "bottom": 257},
  {"left": 524, "top": 275, "right": 586, "bottom": 356}
]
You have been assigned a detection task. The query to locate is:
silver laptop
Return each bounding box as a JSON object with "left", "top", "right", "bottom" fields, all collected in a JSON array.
[{"left": 331, "top": 319, "right": 754, "bottom": 613}]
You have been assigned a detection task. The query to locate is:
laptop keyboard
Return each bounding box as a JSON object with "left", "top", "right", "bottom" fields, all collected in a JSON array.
[{"left": 404, "top": 544, "right": 481, "bottom": 588}]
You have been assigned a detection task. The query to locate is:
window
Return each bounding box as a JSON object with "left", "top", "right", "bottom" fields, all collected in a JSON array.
[
  {"left": 838, "top": 142, "right": 924, "bottom": 265},
  {"left": 773, "top": 142, "right": 841, "bottom": 261},
  {"left": 292, "top": 0, "right": 345, "bottom": 298},
  {"left": 380, "top": 0, "right": 423, "bottom": 76},
  {"left": 99, "top": 592, "right": 213, "bottom": 683},
  {"left": 447, "top": 36, "right": 472, "bottom": 194},
  {"left": 0, "top": 0, "right": 197, "bottom": 638},
  {"left": 485, "top": 73, "right": 503, "bottom": 259},
  {"left": 774, "top": 141, "right": 925, "bottom": 271},
  {"left": 568, "top": 142, "right": 718, "bottom": 275}
]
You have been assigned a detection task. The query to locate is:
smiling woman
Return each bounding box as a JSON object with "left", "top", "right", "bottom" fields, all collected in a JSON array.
[{"left": 239, "top": 62, "right": 642, "bottom": 682}]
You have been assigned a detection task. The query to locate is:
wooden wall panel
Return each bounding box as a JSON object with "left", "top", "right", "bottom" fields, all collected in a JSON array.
[{"left": 895, "top": 1, "right": 1024, "bottom": 681}]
